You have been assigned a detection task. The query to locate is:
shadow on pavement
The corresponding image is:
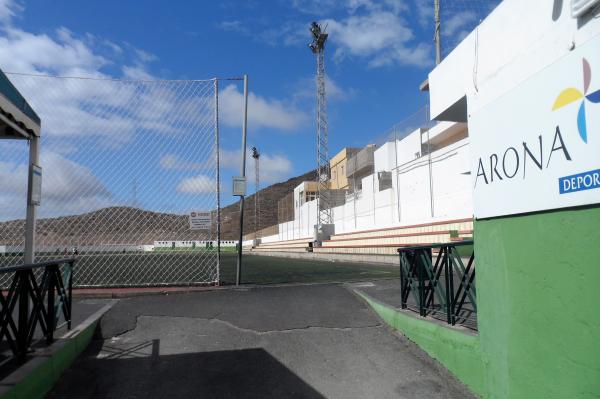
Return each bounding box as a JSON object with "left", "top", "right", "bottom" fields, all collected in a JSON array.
[{"left": 46, "top": 339, "right": 325, "bottom": 399}]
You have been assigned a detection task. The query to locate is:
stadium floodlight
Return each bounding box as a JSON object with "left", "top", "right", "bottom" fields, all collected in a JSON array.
[
  {"left": 309, "top": 21, "right": 328, "bottom": 53},
  {"left": 251, "top": 147, "right": 260, "bottom": 240},
  {"left": 308, "top": 21, "right": 333, "bottom": 232}
]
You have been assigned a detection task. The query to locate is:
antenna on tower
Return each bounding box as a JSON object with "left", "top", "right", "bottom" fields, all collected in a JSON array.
[
  {"left": 308, "top": 21, "right": 333, "bottom": 239},
  {"left": 131, "top": 177, "right": 139, "bottom": 209},
  {"left": 434, "top": 0, "right": 442, "bottom": 64},
  {"left": 251, "top": 146, "right": 260, "bottom": 241}
]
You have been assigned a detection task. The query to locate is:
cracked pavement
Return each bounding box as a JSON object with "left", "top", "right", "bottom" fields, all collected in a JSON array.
[{"left": 46, "top": 283, "right": 475, "bottom": 399}]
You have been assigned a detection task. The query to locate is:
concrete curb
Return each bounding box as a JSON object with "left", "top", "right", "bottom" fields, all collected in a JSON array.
[
  {"left": 352, "top": 289, "right": 484, "bottom": 397},
  {"left": 0, "top": 300, "right": 117, "bottom": 399}
]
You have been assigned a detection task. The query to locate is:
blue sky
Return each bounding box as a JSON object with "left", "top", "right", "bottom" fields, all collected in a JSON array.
[{"left": 0, "top": 0, "right": 494, "bottom": 218}]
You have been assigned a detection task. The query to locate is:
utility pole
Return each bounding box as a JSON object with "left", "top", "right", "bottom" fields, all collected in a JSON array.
[
  {"left": 236, "top": 75, "right": 248, "bottom": 286},
  {"left": 309, "top": 22, "right": 333, "bottom": 241},
  {"left": 434, "top": 0, "right": 442, "bottom": 65},
  {"left": 132, "top": 177, "right": 139, "bottom": 208},
  {"left": 252, "top": 147, "right": 260, "bottom": 242}
]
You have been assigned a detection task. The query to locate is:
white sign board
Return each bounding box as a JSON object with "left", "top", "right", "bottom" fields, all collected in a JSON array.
[
  {"left": 232, "top": 176, "right": 247, "bottom": 196},
  {"left": 189, "top": 211, "right": 211, "bottom": 230},
  {"left": 469, "top": 37, "right": 600, "bottom": 219},
  {"left": 30, "top": 165, "right": 42, "bottom": 206}
]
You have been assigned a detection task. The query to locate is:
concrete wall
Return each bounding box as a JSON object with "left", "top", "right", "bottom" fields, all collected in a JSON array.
[
  {"left": 270, "top": 136, "right": 473, "bottom": 241},
  {"left": 423, "top": 0, "right": 600, "bottom": 397},
  {"left": 358, "top": 292, "right": 485, "bottom": 396},
  {"left": 475, "top": 207, "right": 600, "bottom": 398},
  {"left": 396, "top": 128, "right": 423, "bottom": 165},
  {"left": 430, "top": 0, "right": 600, "bottom": 121}
]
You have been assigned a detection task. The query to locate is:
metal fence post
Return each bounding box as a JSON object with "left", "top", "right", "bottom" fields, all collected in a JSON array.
[
  {"left": 236, "top": 74, "right": 249, "bottom": 286},
  {"left": 417, "top": 249, "right": 425, "bottom": 317},
  {"left": 399, "top": 252, "right": 406, "bottom": 309},
  {"left": 17, "top": 270, "right": 29, "bottom": 360},
  {"left": 214, "top": 78, "right": 221, "bottom": 285},
  {"left": 443, "top": 246, "right": 453, "bottom": 325},
  {"left": 46, "top": 265, "right": 56, "bottom": 344}
]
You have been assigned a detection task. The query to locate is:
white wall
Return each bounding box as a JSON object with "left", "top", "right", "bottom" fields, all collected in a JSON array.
[
  {"left": 265, "top": 125, "right": 473, "bottom": 242},
  {"left": 278, "top": 198, "right": 317, "bottom": 241},
  {"left": 396, "top": 129, "right": 423, "bottom": 165},
  {"left": 329, "top": 137, "right": 472, "bottom": 235},
  {"left": 374, "top": 141, "right": 396, "bottom": 172},
  {"left": 430, "top": 0, "right": 600, "bottom": 120}
]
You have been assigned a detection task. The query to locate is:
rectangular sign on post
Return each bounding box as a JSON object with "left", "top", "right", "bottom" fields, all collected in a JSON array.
[
  {"left": 232, "top": 176, "right": 247, "bottom": 196},
  {"left": 469, "top": 36, "right": 600, "bottom": 219},
  {"left": 189, "top": 211, "right": 211, "bottom": 230},
  {"left": 30, "top": 164, "right": 42, "bottom": 206}
]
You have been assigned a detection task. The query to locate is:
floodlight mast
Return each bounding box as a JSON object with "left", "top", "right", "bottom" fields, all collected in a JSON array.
[
  {"left": 309, "top": 22, "right": 333, "bottom": 229},
  {"left": 252, "top": 147, "right": 260, "bottom": 241}
]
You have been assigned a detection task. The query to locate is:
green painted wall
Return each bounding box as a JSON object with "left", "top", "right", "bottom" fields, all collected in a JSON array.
[
  {"left": 0, "top": 319, "right": 98, "bottom": 399},
  {"left": 358, "top": 292, "right": 486, "bottom": 396},
  {"left": 475, "top": 206, "right": 600, "bottom": 399}
]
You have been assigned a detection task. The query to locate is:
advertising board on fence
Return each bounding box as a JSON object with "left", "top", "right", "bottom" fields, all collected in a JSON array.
[
  {"left": 469, "top": 36, "right": 600, "bottom": 219},
  {"left": 189, "top": 211, "right": 211, "bottom": 230}
]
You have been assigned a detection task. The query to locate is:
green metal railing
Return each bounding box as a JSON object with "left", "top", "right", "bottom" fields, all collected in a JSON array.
[
  {"left": 398, "top": 242, "right": 476, "bottom": 329},
  {"left": 0, "top": 259, "right": 74, "bottom": 362}
]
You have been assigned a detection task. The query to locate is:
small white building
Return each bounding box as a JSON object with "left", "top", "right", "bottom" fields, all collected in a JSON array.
[{"left": 153, "top": 240, "right": 236, "bottom": 249}]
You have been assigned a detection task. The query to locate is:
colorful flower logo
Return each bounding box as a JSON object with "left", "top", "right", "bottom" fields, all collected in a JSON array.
[{"left": 552, "top": 58, "right": 600, "bottom": 143}]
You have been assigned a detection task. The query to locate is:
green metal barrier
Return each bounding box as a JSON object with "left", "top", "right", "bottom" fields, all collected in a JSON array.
[{"left": 398, "top": 242, "right": 476, "bottom": 329}]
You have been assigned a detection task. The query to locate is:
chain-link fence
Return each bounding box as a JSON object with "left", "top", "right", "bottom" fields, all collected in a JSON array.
[
  {"left": 0, "top": 74, "right": 223, "bottom": 287},
  {"left": 440, "top": 0, "right": 502, "bottom": 59}
]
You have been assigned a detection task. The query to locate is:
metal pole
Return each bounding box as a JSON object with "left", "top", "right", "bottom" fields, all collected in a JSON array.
[
  {"left": 427, "top": 118, "right": 435, "bottom": 217},
  {"left": 19, "top": 134, "right": 39, "bottom": 360},
  {"left": 434, "top": 0, "right": 442, "bottom": 65},
  {"left": 24, "top": 135, "right": 39, "bottom": 264},
  {"left": 236, "top": 74, "right": 248, "bottom": 286},
  {"left": 215, "top": 78, "right": 221, "bottom": 285},
  {"left": 394, "top": 126, "right": 401, "bottom": 222}
]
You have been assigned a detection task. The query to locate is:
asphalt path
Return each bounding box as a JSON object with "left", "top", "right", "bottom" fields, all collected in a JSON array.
[{"left": 46, "top": 284, "right": 475, "bottom": 399}]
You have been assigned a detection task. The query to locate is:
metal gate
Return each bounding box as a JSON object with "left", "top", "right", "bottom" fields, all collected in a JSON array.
[{"left": 0, "top": 74, "right": 225, "bottom": 287}]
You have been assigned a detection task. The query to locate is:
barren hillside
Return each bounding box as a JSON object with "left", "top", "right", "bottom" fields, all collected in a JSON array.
[{"left": 0, "top": 170, "right": 315, "bottom": 244}]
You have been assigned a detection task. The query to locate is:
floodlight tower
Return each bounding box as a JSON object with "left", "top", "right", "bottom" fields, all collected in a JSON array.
[
  {"left": 309, "top": 21, "right": 333, "bottom": 237},
  {"left": 251, "top": 146, "right": 260, "bottom": 240}
]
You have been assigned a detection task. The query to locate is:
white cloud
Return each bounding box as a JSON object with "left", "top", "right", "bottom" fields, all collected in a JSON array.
[
  {"left": 0, "top": 27, "right": 107, "bottom": 76},
  {"left": 122, "top": 65, "right": 154, "bottom": 80},
  {"left": 414, "top": 1, "right": 433, "bottom": 28},
  {"left": 176, "top": 174, "right": 215, "bottom": 194},
  {"left": 160, "top": 153, "right": 212, "bottom": 171},
  {"left": 0, "top": 1, "right": 305, "bottom": 144},
  {"left": 0, "top": 151, "right": 112, "bottom": 220},
  {"left": 282, "top": 0, "right": 434, "bottom": 68},
  {"left": 0, "top": 0, "right": 21, "bottom": 25},
  {"left": 293, "top": 75, "right": 356, "bottom": 103},
  {"left": 219, "top": 84, "right": 307, "bottom": 131},
  {"left": 219, "top": 20, "right": 247, "bottom": 33},
  {"left": 291, "top": 0, "right": 339, "bottom": 15},
  {"left": 324, "top": 10, "right": 431, "bottom": 68},
  {"left": 442, "top": 11, "right": 478, "bottom": 39},
  {"left": 220, "top": 147, "right": 293, "bottom": 186}
]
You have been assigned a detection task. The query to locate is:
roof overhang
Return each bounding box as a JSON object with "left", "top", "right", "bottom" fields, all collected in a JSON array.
[{"left": 0, "top": 71, "right": 41, "bottom": 140}]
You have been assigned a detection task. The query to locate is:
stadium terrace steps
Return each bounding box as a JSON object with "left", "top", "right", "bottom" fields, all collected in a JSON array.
[
  {"left": 256, "top": 237, "right": 314, "bottom": 247},
  {"left": 249, "top": 218, "right": 473, "bottom": 256},
  {"left": 249, "top": 237, "right": 314, "bottom": 253},
  {"left": 328, "top": 218, "right": 473, "bottom": 240},
  {"left": 251, "top": 247, "right": 312, "bottom": 253},
  {"left": 315, "top": 218, "right": 473, "bottom": 255}
]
